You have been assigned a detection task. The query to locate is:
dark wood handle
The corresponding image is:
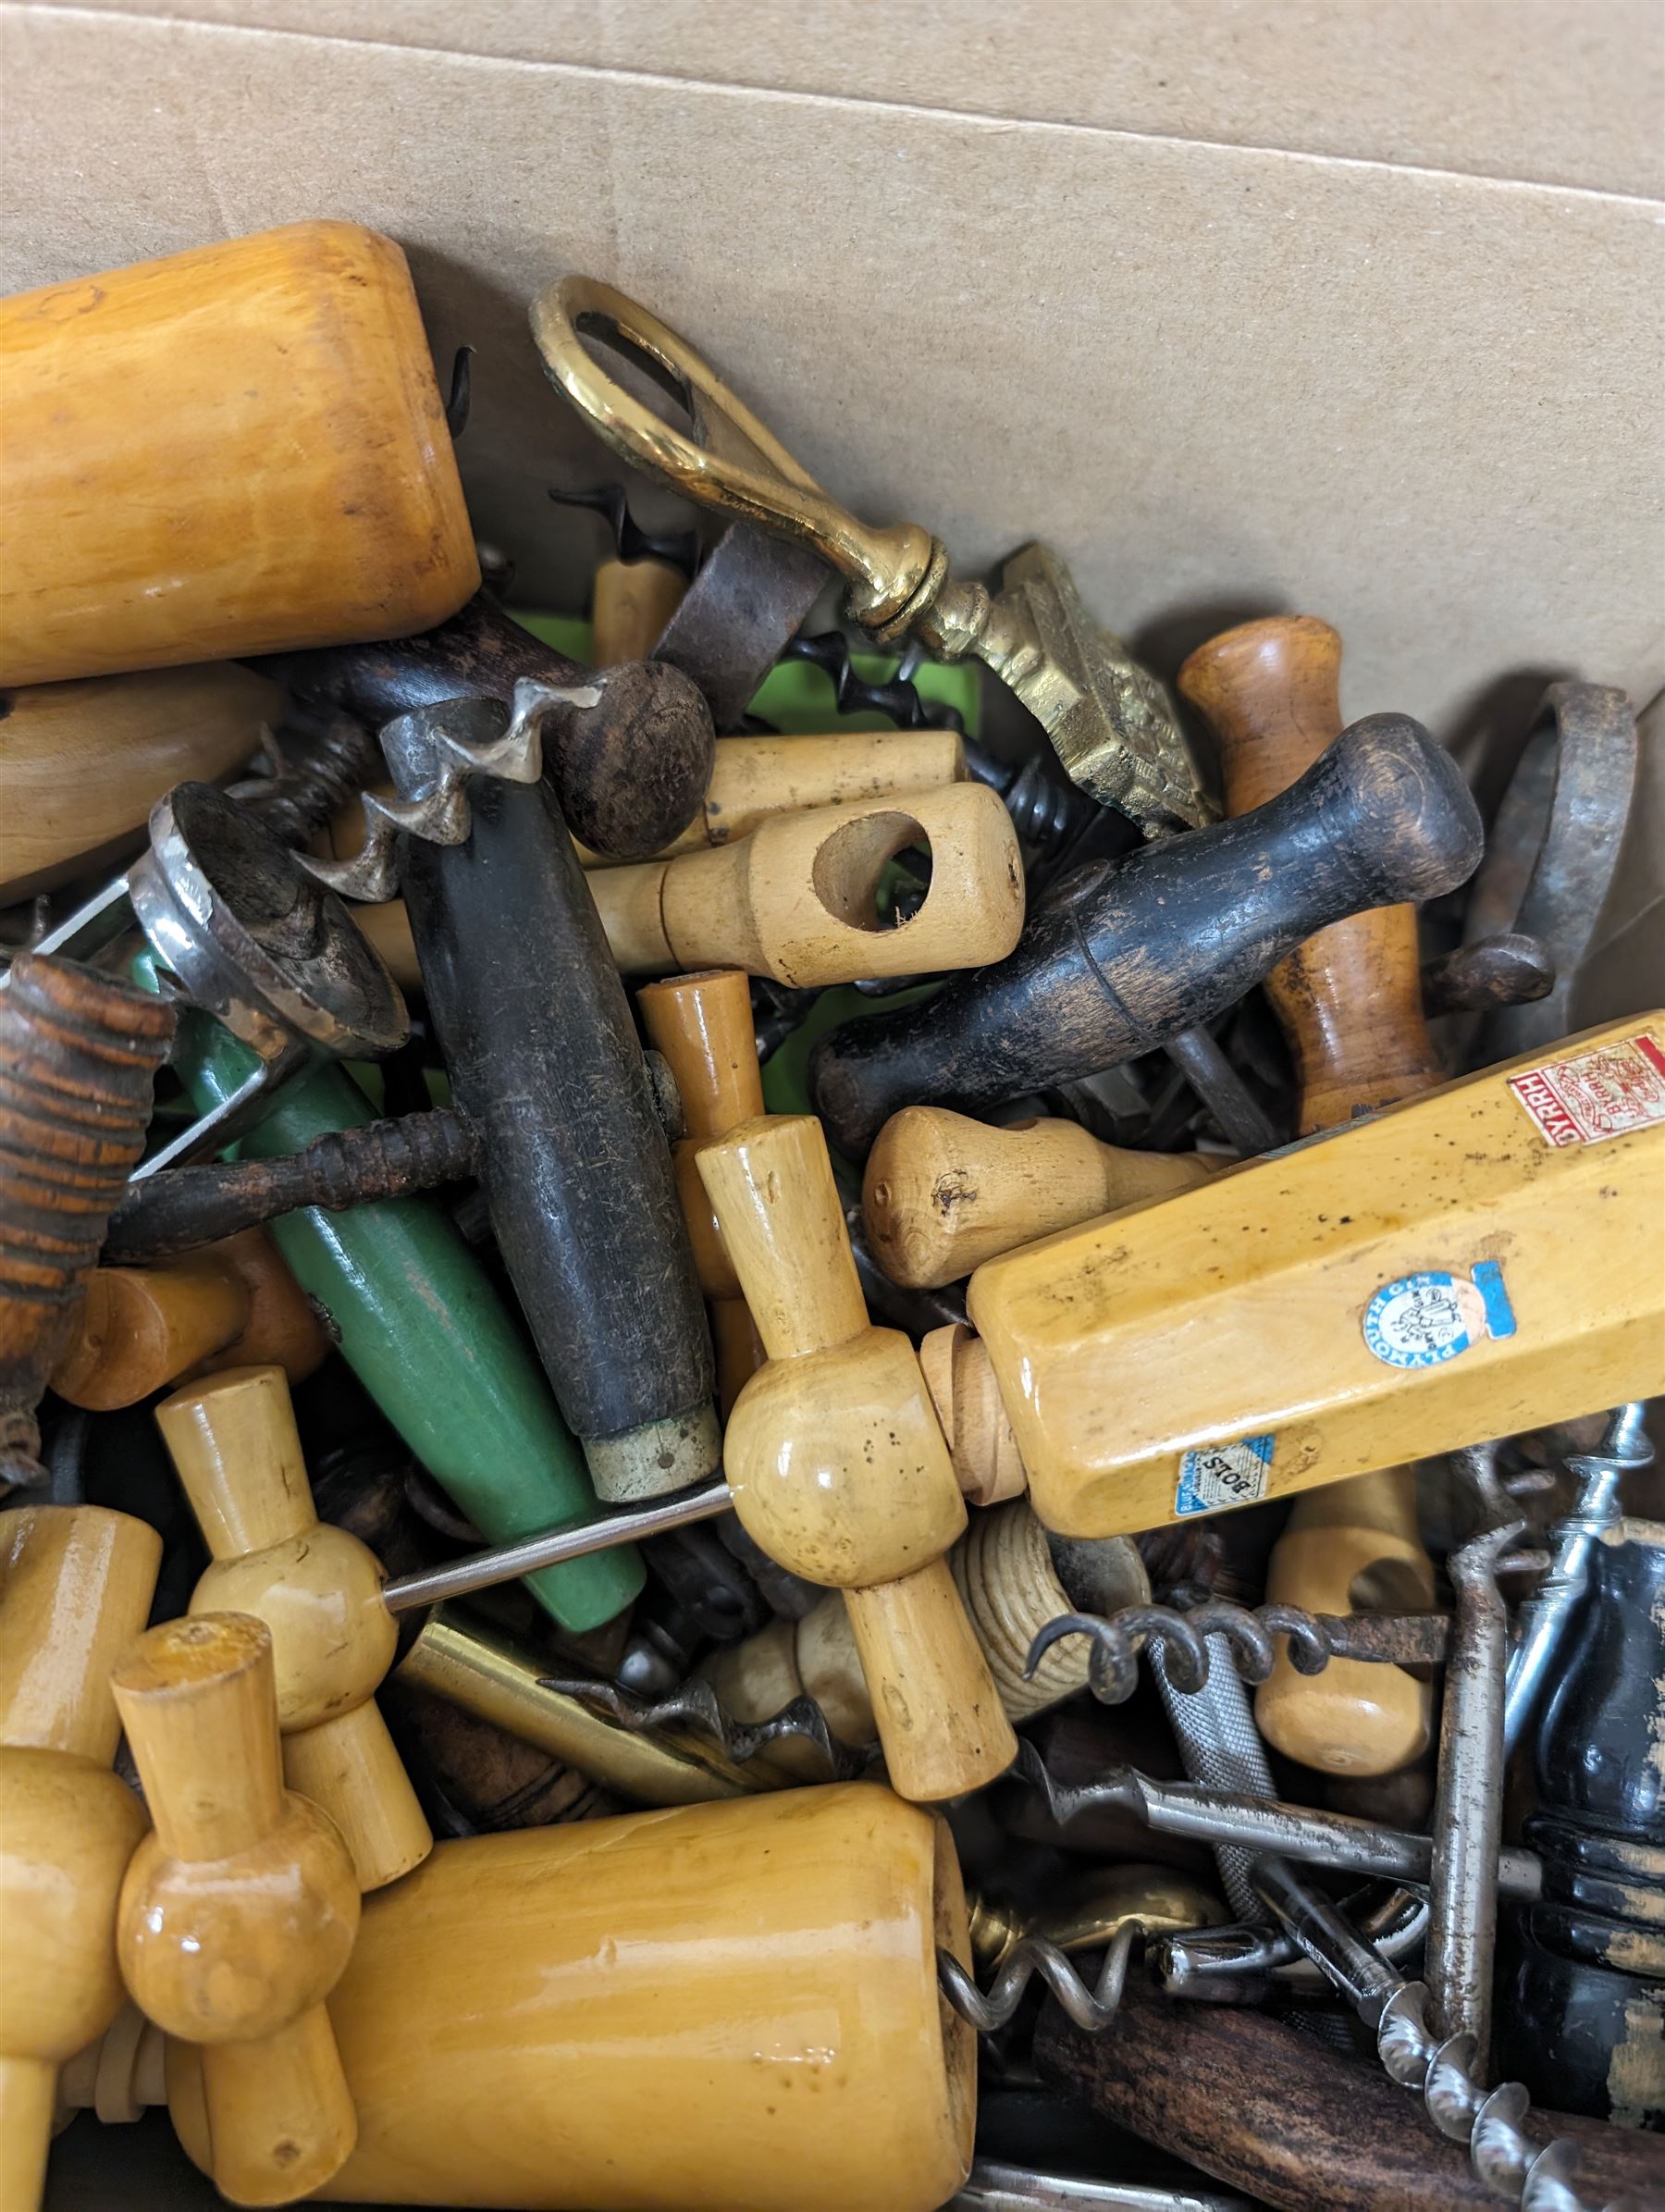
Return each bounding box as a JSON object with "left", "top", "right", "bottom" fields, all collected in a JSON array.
[
  {"left": 1034, "top": 1978, "right": 1664, "bottom": 2212},
  {"left": 810, "top": 712, "right": 1482, "bottom": 1155},
  {"left": 1179, "top": 616, "right": 1442, "bottom": 1133},
  {"left": 400, "top": 767, "right": 714, "bottom": 1477},
  {"left": 254, "top": 594, "right": 714, "bottom": 864}
]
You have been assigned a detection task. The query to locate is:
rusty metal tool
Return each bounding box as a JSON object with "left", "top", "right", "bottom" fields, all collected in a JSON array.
[{"left": 1462, "top": 681, "right": 1638, "bottom": 1064}]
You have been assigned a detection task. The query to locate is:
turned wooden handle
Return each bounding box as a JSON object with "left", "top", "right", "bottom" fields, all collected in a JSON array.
[
  {"left": 638, "top": 967, "right": 766, "bottom": 1303},
  {"left": 697, "top": 1115, "right": 869, "bottom": 1361},
  {"left": 810, "top": 713, "right": 1481, "bottom": 1155},
  {"left": 0, "top": 1506, "right": 160, "bottom": 2212},
  {"left": 1255, "top": 1466, "right": 1436, "bottom": 1777},
  {"left": 1178, "top": 616, "right": 1443, "bottom": 1131},
  {"left": 155, "top": 1366, "right": 431, "bottom": 1891},
  {"left": 0, "top": 664, "right": 282, "bottom": 903},
  {"left": 590, "top": 556, "right": 686, "bottom": 666},
  {"left": 919, "top": 1323, "right": 1028, "bottom": 1506},
  {"left": 112, "top": 1614, "right": 359, "bottom": 2206},
  {"left": 49, "top": 1232, "right": 327, "bottom": 1412},
  {"left": 592, "top": 781, "right": 1025, "bottom": 983},
  {"left": 0, "top": 221, "right": 477, "bottom": 686},
  {"left": 699, "top": 1115, "right": 1016, "bottom": 1801},
  {"left": 865, "top": 1107, "right": 1220, "bottom": 1289},
  {"left": 576, "top": 727, "right": 968, "bottom": 866},
  {"left": 843, "top": 1561, "right": 1017, "bottom": 1801}
]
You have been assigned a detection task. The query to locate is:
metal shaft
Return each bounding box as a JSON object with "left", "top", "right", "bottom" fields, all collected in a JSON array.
[
  {"left": 1502, "top": 1403, "right": 1650, "bottom": 1757},
  {"left": 381, "top": 1478, "right": 734, "bottom": 1613},
  {"left": 952, "top": 2164, "right": 1252, "bottom": 2212},
  {"left": 1425, "top": 1521, "right": 1518, "bottom": 2070},
  {"left": 1125, "top": 1773, "right": 1540, "bottom": 1899}
]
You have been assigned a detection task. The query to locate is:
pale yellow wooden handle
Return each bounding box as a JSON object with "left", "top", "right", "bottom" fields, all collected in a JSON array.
[
  {"left": 1254, "top": 1465, "right": 1436, "bottom": 1776},
  {"left": 0, "top": 221, "right": 478, "bottom": 685},
  {"left": 844, "top": 1560, "right": 1018, "bottom": 1801},
  {"left": 589, "top": 556, "right": 686, "bottom": 667},
  {"left": 592, "top": 781, "right": 1024, "bottom": 983},
  {"left": 696, "top": 1115, "right": 869, "bottom": 1361},
  {"left": 0, "top": 664, "right": 283, "bottom": 902},
  {"left": 919, "top": 1323, "right": 1029, "bottom": 1506},
  {"left": 155, "top": 1367, "right": 431, "bottom": 1891},
  {"left": 112, "top": 1614, "right": 361, "bottom": 2207},
  {"left": 866, "top": 1108, "right": 1219, "bottom": 1289},
  {"left": 0, "top": 1507, "right": 160, "bottom": 2212}
]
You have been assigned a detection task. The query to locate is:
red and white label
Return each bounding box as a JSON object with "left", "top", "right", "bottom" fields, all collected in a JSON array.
[{"left": 1509, "top": 1032, "right": 1665, "bottom": 1147}]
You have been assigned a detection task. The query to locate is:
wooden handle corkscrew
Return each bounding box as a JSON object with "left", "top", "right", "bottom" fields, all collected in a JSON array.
[
  {"left": 0, "top": 1506, "right": 161, "bottom": 2212},
  {"left": 112, "top": 1613, "right": 359, "bottom": 2206},
  {"left": 50, "top": 1231, "right": 328, "bottom": 1411},
  {"left": 0, "top": 222, "right": 478, "bottom": 685},
  {"left": 591, "top": 780, "right": 1023, "bottom": 984},
  {"left": 864, "top": 1106, "right": 1221, "bottom": 1289},
  {"left": 637, "top": 969, "right": 768, "bottom": 1411},
  {"left": 154, "top": 1366, "right": 432, "bottom": 1890},
  {"left": 1181, "top": 615, "right": 1438, "bottom": 1776},
  {"left": 697, "top": 1115, "right": 1017, "bottom": 1800}
]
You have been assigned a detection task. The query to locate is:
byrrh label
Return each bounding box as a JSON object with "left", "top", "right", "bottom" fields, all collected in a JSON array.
[{"left": 1509, "top": 1032, "right": 1665, "bottom": 1148}]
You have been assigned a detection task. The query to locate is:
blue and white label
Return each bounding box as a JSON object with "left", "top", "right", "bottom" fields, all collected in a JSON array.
[
  {"left": 1362, "top": 1261, "right": 1516, "bottom": 1371},
  {"left": 1176, "top": 1432, "right": 1276, "bottom": 1516}
]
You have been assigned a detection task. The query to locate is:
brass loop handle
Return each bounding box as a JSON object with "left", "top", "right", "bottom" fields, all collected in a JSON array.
[{"left": 530, "top": 276, "right": 940, "bottom": 633}]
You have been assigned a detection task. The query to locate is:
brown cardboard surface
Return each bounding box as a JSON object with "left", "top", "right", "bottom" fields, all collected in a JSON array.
[
  {"left": 4, "top": 1, "right": 1663, "bottom": 786},
  {"left": 40, "top": 0, "right": 1665, "bottom": 195}
]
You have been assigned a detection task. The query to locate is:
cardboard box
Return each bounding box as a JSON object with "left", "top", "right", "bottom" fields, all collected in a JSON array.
[{"left": 5, "top": 5, "right": 1661, "bottom": 2204}]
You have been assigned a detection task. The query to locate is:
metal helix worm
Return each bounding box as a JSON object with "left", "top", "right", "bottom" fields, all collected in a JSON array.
[
  {"left": 547, "top": 1674, "right": 875, "bottom": 1784},
  {"left": 778, "top": 629, "right": 964, "bottom": 731},
  {"left": 935, "top": 1923, "right": 1142, "bottom": 2035},
  {"left": 1027, "top": 1600, "right": 1451, "bottom": 1708},
  {"left": 299, "top": 676, "right": 600, "bottom": 904}
]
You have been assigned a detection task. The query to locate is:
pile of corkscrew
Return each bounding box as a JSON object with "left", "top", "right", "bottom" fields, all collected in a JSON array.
[{"left": 1, "top": 226, "right": 1660, "bottom": 2212}]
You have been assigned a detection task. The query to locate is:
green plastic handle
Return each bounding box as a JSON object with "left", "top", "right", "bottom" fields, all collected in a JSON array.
[{"left": 142, "top": 972, "right": 642, "bottom": 1634}]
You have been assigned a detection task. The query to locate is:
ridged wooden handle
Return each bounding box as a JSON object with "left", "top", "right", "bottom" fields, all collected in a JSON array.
[
  {"left": 155, "top": 1366, "right": 431, "bottom": 1891},
  {"left": 865, "top": 1107, "right": 1219, "bottom": 1288},
  {"left": 1178, "top": 616, "right": 1443, "bottom": 1131},
  {"left": 919, "top": 1323, "right": 1029, "bottom": 1506},
  {"left": 0, "top": 221, "right": 478, "bottom": 685},
  {"left": 112, "top": 1614, "right": 360, "bottom": 2206},
  {"left": 593, "top": 782, "right": 1024, "bottom": 984}
]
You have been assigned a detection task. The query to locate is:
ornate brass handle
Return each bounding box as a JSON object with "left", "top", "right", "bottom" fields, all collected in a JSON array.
[{"left": 531, "top": 276, "right": 1213, "bottom": 833}]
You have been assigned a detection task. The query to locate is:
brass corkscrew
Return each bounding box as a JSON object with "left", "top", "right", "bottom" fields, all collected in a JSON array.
[{"left": 531, "top": 278, "right": 1212, "bottom": 835}]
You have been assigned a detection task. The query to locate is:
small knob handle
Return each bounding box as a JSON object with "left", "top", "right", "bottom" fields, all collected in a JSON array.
[
  {"left": 865, "top": 1108, "right": 1219, "bottom": 1289},
  {"left": 696, "top": 1116, "right": 869, "bottom": 1361}
]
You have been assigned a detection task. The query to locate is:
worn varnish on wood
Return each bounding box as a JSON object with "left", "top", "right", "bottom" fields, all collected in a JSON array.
[
  {"left": 1180, "top": 613, "right": 1439, "bottom": 1778},
  {"left": 0, "top": 222, "right": 478, "bottom": 685},
  {"left": 967, "top": 1016, "right": 1665, "bottom": 1537},
  {"left": 699, "top": 1114, "right": 1017, "bottom": 1802}
]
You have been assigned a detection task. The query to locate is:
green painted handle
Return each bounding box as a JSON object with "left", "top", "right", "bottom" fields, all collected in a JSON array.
[{"left": 144, "top": 978, "right": 642, "bottom": 1634}]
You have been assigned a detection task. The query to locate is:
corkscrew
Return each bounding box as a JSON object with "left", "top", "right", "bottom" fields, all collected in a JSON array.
[
  {"left": 228, "top": 714, "right": 386, "bottom": 849},
  {"left": 531, "top": 277, "right": 1210, "bottom": 833},
  {"left": 547, "top": 1674, "right": 876, "bottom": 1785},
  {"left": 937, "top": 1923, "right": 1143, "bottom": 2035},
  {"left": 549, "top": 481, "right": 700, "bottom": 575},
  {"left": 1257, "top": 1874, "right": 1608, "bottom": 2212},
  {"left": 300, "top": 677, "right": 599, "bottom": 904},
  {"left": 1027, "top": 1600, "right": 1453, "bottom": 1709}
]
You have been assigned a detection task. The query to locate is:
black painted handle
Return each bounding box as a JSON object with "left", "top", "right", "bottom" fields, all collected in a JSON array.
[
  {"left": 254, "top": 593, "right": 714, "bottom": 862},
  {"left": 810, "top": 714, "right": 1482, "bottom": 1155}
]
